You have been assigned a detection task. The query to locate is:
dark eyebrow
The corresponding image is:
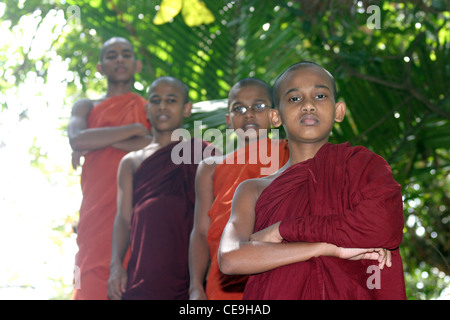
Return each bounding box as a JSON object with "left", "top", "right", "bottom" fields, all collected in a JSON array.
[
  {"left": 314, "top": 84, "right": 331, "bottom": 91},
  {"left": 230, "top": 100, "right": 243, "bottom": 107},
  {"left": 283, "top": 88, "right": 299, "bottom": 96},
  {"left": 105, "top": 49, "right": 118, "bottom": 55},
  {"left": 149, "top": 93, "right": 179, "bottom": 99},
  {"left": 283, "top": 84, "right": 331, "bottom": 96},
  {"left": 105, "top": 48, "right": 133, "bottom": 55}
]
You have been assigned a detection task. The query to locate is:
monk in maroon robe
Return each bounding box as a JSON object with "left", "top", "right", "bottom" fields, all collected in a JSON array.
[
  {"left": 218, "top": 62, "right": 405, "bottom": 300},
  {"left": 123, "top": 138, "right": 210, "bottom": 299},
  {"left": 243, "top": 142, "right": 405, "bottom": 299},
  {"left": 108, "top": 77, "right": 216, "bottom": 300}
]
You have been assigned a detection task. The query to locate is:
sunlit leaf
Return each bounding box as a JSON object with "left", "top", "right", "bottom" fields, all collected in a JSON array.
[
  {"left": 153, "top": 0, "right": 182, "bottom": 25},
  {"left": 181, "top": 0, "right": 215, "bottom": 27}
]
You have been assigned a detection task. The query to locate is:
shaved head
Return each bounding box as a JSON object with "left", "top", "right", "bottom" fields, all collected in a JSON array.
[
  {"left": 99, "top": 37, "right": 135, "bottom": 61},
  {"left": 273, "top": 61, "right": 337, "bottom": 108},
  {"left": 228, "top": 77, "right": 273, "bottom": 110},
  {"left": 149, "top": 76, "right": 190, "bottom": 103}
]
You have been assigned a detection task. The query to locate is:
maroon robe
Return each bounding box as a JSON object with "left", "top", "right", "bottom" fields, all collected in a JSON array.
[
  {"left": 123, "top": 138, "right": 211, "bottom": 300},
  {"left": 243, "top": 143, "right": 406, "bottom": 300}
]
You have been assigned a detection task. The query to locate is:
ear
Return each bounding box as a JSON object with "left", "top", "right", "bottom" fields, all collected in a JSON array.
[
  {"left": 183, "top": 102, "right": 193, "bottom": 118},
  {"left": 269, "top": 109, "right": 283, "bottom": 128},
  {"left": 96, "top": 63, "right": 104, "bottom": 75},
  {"left": 225, "top": 113, "right": 232, "bottom": 129},
  {"left": 135, "top": 60, "right": 143, "bottom": 73},
  {"left": 334, "top": 101, "right": 346, "bottom": 123}
]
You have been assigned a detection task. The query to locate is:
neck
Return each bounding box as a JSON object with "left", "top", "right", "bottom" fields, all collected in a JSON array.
[
  {"left": 151, "top": 130, "right": 177, "bottom": 148},
  {"left": 105, "top": 80, "right": 133, "bottom": 98},
  {"left": 287, "top": 140, "right": 328, "bottom": 165}
]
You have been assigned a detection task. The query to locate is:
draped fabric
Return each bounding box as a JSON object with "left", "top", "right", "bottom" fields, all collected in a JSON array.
[
  {"left": 123, "top": 139, "right": 210, "bottom": 300},
  {"left": 73, "top": 92, "right": 150, "bottom": 300},
  {"left": 243, "top": 143, "right": 406, "bottom": 300},
  {"left": 206, "top": 138, "right": 289, "bottom": 300}
]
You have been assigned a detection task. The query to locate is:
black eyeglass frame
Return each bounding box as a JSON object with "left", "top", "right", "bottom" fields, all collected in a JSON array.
[{"left": 230, "top": 103, "right": 272, "bottom": 116}]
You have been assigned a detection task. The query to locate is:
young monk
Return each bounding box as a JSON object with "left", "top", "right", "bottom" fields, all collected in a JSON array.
[
  {"left": 67, "top": 37, "right": 151, "bottom": 300},
  {"left": 107, "top": 77, "right": 213, "bottom": 300},
  {"left": 189, "top": 78, "right": 289, "bottom": 300},
  {"left": 218, "top": 62, "right": 406, "bottom": 300}
]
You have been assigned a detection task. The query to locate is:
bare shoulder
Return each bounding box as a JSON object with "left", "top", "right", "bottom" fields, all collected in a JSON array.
[
  {"left": 227, "top": 177, "right": 271, "bottom": 230},
  {"left": 122, "top": 143, "right": 162, "bottom": 173},
  {"left": 118, "top": 152, "right": 137, "bottom": 173},
  {"left": 236, "top": 170, "right": 281, "bottom": 203},
  {"left": 71, "top": 98, "right": 94, "bottom": 116},
  {"left": 235, "top": 177, "right": 268, "bottom": 200},
  {"left": 71, "top": 97, "right": 106, "bottom": 117}
]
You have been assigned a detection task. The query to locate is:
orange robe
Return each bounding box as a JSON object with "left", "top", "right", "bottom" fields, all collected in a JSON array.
[
  {"left": 73, "top": 92, "right": 150, "bottom": 300},
  {"left": 206, "top": 138, "right": 289, "bottom": 300}
]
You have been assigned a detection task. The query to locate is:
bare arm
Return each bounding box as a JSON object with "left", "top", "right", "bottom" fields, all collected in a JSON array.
[
  {"left": 188, "top": 159, "right": 218, "bottom": 300},
  {"left": 251, "top": 222, "right": 391, "bottom": 269},
  {"left": 67, "top": 98, "right": 149, "bottom": 152},
  {"left": 107, "top": 155, "right": 135, "bottom": 300},
  {"left": 111, "top": 135, "right": 153, "bottom": 152}
]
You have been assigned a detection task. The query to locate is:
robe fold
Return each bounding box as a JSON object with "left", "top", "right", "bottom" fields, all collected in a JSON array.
[
  {"left": 206, "top": 138, "right": 289, "bottom": 300},
  {"left": 123, "top": 138, "right": 210, "bottom": 300},
  {"left": 243, "top": 142, "right": 406, "bottom": 300},
  {"left": 73, "top": 92, "right": 150, "bottom": 300}
]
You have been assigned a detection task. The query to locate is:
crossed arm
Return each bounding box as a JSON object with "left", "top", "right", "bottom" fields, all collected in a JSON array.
[
  {"left": 278, "top": 157, "right": 404, "bottom": 250},
  {"left": 67, "top": 98, "right": 151, "bottom": 168},
  {"left": 218, "top": 179, "right": 391, "bottom": 276}
]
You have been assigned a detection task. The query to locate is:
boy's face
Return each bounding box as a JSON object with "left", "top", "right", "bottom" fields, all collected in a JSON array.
[
  {"left": 147, "top": 82, "right": 192, "bottom": 133},
  {"left": 271, "top": 65, "right": 345, "bottom": 145},
  {"left": 97, "top": 40, "right": 141, "bottom": 83},
  {"left": 225, "top": 84, "right": 272, "bottom": 143}
]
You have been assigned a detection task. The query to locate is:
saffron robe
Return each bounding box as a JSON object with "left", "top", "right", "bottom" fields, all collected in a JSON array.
[
  {"left": 123, "top": 138, "right": 211, "bottom": 300},
  {"left": 206, "top": 138, "right": 289, "bottom": 300},
  {"left": 73, "top": 92, "right": 150, "bottom": 300},
  {"left": 243, "top": 142, "right": 406, "bottom": 300}
]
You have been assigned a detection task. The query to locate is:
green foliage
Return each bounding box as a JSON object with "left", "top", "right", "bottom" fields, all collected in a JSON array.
[{"left": 1, "top": 0, "right": 449, "bottom": 299}]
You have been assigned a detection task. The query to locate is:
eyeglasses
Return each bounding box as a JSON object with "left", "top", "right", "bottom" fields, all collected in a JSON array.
[{"left": 230, "top": 103, "right": 271, "bottom": 116}]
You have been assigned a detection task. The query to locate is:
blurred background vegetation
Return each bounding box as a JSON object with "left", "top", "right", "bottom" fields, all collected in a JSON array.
[{"left": 0, "top": 0, "right": 448, "bottom": 299}]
